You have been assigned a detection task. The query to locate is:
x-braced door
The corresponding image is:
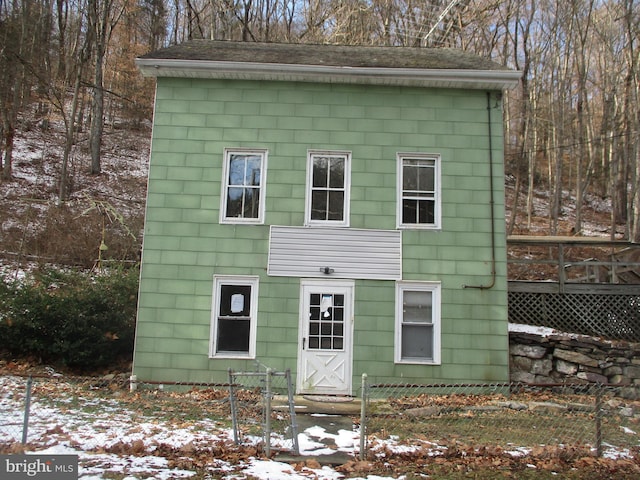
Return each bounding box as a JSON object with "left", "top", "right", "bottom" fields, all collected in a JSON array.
[{"left": 297, "top": 280, "right": 354, "bottom": 395}]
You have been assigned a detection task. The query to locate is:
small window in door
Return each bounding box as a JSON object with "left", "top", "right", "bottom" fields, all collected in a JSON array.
[{"left": 308, "top": 293, "right": 345, "bottom": 350}]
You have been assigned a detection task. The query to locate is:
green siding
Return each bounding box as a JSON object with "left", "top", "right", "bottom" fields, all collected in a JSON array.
[{"left": 133, "top": 77, "right": 509, "bottom": 388}]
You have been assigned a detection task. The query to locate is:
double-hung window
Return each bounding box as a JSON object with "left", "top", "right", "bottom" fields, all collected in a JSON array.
[
  {"left": 220, "top": 149, "right": 267, "bottom": 224},
  {"left": 398, "top": 153, "right": 441, "bottom": 229},
  {"left": 306, "top": 150, "right": 351, "bottom": 226},
  {"left": 209, "top": 276, "right": 258, "bottom": 358},
  {"left": 395, "top": 282, "right": 441, "bottom": 364}
]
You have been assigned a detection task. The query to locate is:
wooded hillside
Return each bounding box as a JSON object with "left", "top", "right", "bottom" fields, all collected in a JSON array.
[{"left": 1, "top": 0, "right": 638, "bottom": 245}]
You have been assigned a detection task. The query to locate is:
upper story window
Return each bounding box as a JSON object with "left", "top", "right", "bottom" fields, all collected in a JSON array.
[
  {"left": 397, "top": 153, "right": 441, "bottom": 229},
  {"left": 305, "top": 150, "right": 351, "bottom": 227},
  {"left": 220, "top": 149, "right": 267, "bottom": 224}
]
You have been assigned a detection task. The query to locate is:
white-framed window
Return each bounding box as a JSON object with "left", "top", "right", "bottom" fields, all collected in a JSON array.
[
  {"left": 220, "top": 148, "right": 267, "bottom": 224},
  {"left": 209, "top": 275, "right": 259, "bottom": 358},
  {"left": 397, "top": 153, "right": 441, "bottom": 229},
  {"left": 395, "top": 281, "right": 441, "bottom": 364},
  {"left": 305, "top": 150, "right": 351, "bottom": 226}
]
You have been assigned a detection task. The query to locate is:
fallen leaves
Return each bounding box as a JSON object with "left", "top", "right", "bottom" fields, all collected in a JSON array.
[
  {"left": 360, "top": 439, "right": 640, "bottom": 479},
  {"left": 3, "top": 372, "right": 640, "bottom": 479}
]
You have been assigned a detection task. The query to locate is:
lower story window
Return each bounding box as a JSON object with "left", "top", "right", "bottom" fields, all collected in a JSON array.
[
  {"left": 210, "top": 276, "right": 258, "bottom": 358},
  {"left": 395, "top": 281, "right": 441, "bottom": 364}
]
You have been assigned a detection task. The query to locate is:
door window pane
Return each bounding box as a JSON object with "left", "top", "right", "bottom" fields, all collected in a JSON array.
[{"left": 307, "top": 292, "right": 345, "bottom": 351}]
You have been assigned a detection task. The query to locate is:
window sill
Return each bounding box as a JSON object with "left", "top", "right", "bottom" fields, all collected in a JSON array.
[
  {"left": 209, "top": 353, "right": 255, "bottom": 360},
  {"left": 220, "top": 219, "right": 264, "bottom": 225},
  {"left": 397, "top": 224, "right": 441, "bottom": 231},
  {"left": 395, "top": 359, "right": 441, "bottom": 366},
  {"left": 304, "top": 222, "right": 350, "bottom": 228}
]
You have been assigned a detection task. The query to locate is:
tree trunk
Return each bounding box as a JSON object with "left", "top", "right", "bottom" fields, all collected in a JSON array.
[
  {"left": 1, "top": 114, "right": 15, "bottom": 180},
  {"left": 59, "top": 70, "right": 84, "bottom": 202},
  {"left": 90, "top": 60, "right": 104, "bottom": 175},
  {"left": 56, "top": 0, "right": 68, "bottom": 80},
  {"left": 89, "top": 1, "right": 109, "bottom": 175}
]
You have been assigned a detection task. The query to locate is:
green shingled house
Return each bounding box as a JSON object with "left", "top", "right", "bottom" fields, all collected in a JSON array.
[{"left": 133, "top": 40, "right": 520, "bottom": 395}]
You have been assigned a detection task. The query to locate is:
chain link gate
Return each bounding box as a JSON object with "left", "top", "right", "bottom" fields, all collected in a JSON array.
[{"left": 228, "top": 367, "right": 299, "bottom": 457}]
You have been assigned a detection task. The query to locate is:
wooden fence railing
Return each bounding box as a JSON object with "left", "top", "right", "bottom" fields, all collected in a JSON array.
[{"left": 507, "top": 236, "right": 640, "bottom": 342}]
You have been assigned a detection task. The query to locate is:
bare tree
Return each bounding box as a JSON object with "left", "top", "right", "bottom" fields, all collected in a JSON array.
[
  {"left": 0, "top": 0, "right": 52, "bottom": 180},
  {"left": 59, "top": 12, "right": 93, "bottom": 201},
  {"left": 2, "top": 0, "right": 639, "bottom": 240},
  {"left": 620, "top": 0, "right": 640, "bottom": 241},
  {"left": 140, "top": 0, "right": 167, "bottom": 49},
  {"left": 88, "top": 0, "right": 124, "bottom": 175},
  {"left": 570, "top": 0, "right": 595, "bottom": 235}
]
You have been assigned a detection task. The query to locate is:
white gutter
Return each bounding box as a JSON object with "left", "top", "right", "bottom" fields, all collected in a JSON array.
[{"left": 136, "top": 58, "right": 521, "bottom": 90}]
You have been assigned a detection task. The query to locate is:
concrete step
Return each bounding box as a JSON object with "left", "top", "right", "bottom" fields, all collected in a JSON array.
[{"left": 273, "top": 395, "right": 362, "bottom": 415}]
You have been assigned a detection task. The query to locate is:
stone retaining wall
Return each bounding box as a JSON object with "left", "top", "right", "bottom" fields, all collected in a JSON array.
[{"left": 509, "top": 328, "right": 640, "bottom": 393}]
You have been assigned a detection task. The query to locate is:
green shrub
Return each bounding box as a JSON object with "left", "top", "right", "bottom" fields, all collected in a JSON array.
[{"left": 0, "top": 266, "right": 139, "bottom": 372}]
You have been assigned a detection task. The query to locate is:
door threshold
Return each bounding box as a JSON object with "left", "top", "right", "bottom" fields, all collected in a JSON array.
[{"left": 302, "top": 394, "right": 355, "bottom": 403}]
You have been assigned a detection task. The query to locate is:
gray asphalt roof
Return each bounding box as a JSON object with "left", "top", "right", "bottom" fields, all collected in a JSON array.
[{"left": 140, "top": 40, "right": 511, "bottom": 72}]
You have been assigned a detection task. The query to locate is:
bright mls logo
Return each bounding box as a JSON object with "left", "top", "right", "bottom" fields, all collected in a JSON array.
[{"left": 1, "top": 455, "right": 77, "bottom": 479}]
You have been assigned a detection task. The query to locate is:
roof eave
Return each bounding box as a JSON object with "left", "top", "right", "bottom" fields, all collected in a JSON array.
[{"left": 136, "top": 58, "right": 521, "bottom": 90}]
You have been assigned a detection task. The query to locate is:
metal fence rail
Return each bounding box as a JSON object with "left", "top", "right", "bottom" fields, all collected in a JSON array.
[{"left": 360, "top": 379, "right": 640, "bottom": 460}]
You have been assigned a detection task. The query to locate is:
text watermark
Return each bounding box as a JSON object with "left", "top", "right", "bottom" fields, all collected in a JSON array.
[{"left": 1, "top": 455, "right": 78, "bottom": 479}]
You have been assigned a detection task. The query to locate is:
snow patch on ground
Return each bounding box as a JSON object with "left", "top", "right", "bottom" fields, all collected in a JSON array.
[{"left": 0, "top": 375, "right": 390, "bottom": 479}]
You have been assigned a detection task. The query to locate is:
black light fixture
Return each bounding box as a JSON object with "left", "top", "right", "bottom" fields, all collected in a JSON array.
[{"left": 321, "top": 266, "right": 334, "bottom": 275}]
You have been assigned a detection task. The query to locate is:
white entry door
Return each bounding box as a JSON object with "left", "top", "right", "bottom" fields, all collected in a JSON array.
[{"left": 297, "top": 280, "right": 354, "bottom": 395}]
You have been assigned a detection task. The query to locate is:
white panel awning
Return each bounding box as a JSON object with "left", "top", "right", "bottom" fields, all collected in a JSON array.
[{"left": 268, "top": 226, "right": 402, "bottom": 280}]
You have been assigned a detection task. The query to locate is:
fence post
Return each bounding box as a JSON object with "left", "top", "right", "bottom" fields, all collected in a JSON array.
[
  {"left": 595, "top": 385, "right": 603, "bottom": 457},
  {"left": 558, "top": 244, "right": 566, "bottom": 293},
  {"left": 265, "top": 368, "right": 272, "bottom": 458},
  {"left": 22, "top": 376, "right": 33, "bottom": 444},
  {"left": 285, "top": 369, "right": 300, "bottom": 455},
  {"left": 360, "top": 373, "right": 367, "bottom": 460},
  {"left": 228, "top": 369, "right": 239, "bottom": 444}
]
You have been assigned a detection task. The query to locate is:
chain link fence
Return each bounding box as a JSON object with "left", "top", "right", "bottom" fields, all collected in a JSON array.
[
  {"left": 1, "top": 367, "right": 299, "bottom": 457},
  {"left": 1, "top": 373, "right": 131, "bottom": 446},
  {"left": 0, "top": 375, "right": 32, "bottom": 444},
  {"left": 360, "top": 378, "right": 640, "bottom": 460},
  {"left": 128, "top": 365, "right": 300, "bottom": 457},
  {"left": 4, "top": 371, "right": 640, "bottom": 469}
]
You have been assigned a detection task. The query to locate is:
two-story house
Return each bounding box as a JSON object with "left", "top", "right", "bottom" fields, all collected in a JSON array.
[{"left": 132, "top": 40, "right": 520, "bottom": 395}]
